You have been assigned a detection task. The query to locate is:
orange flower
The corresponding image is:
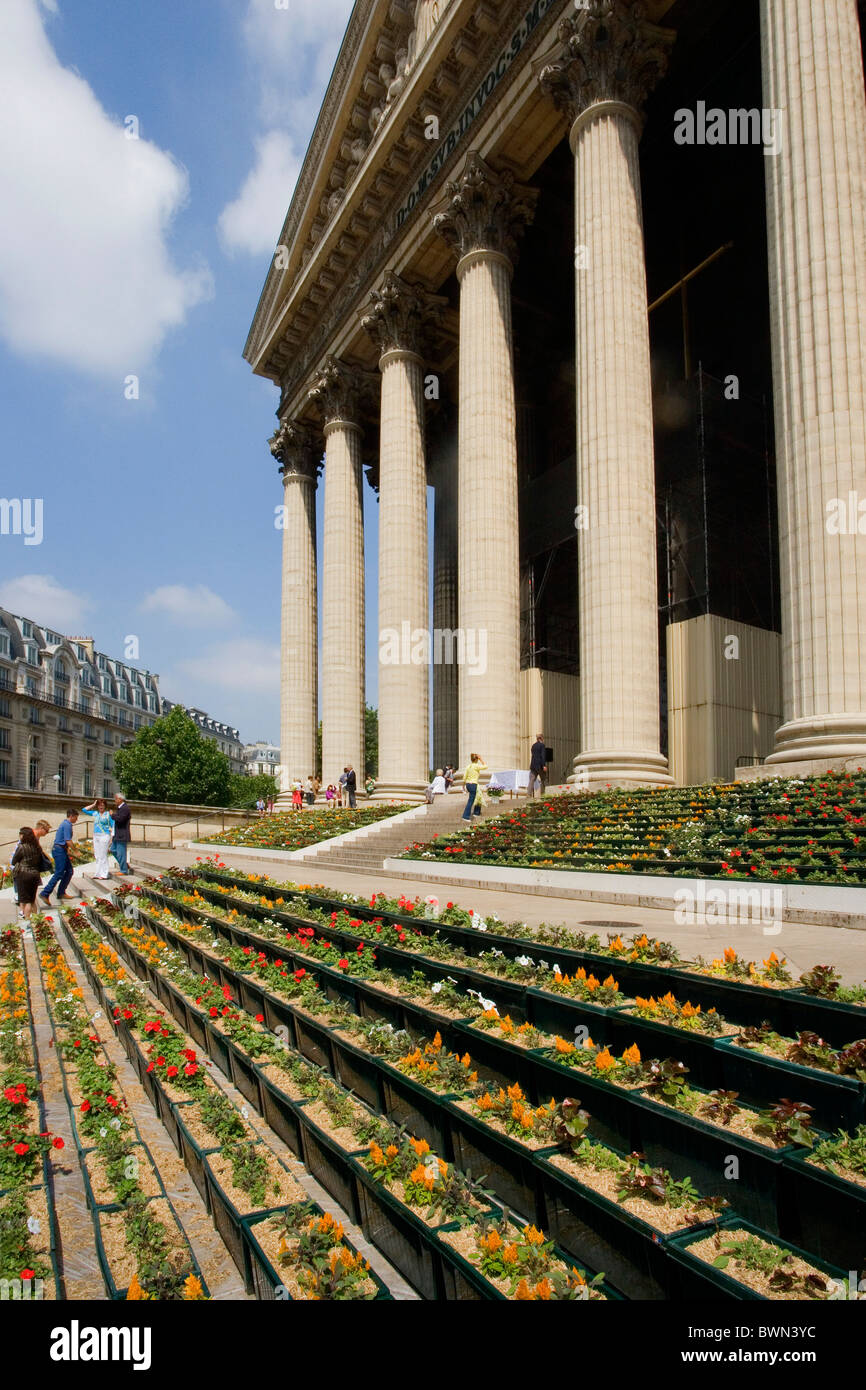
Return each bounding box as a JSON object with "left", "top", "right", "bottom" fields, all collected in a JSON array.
[
  {"left": 621, "top": 1043, "right": 641, "bottom": 1066},
  {"left": 502, "top": 1243, "right": 518, "bottom": 1265},
  {"left": 554, "top": 1036, "right": 576, "bottom": 1055},
  {"left": 601, "top": 974, "right": 618, "bottom": 991},
  {"left": 534, "top": 1277, "right": 553, "bottom": 1300},
  {"left": 681, "top": 1001, "right": 701, "bottom": 1019},
  {"left": 723, "top": 947, "right": 738, "bottom": 964},
  {"left": 515, "top": 1279, "right": 534, "bottom": 1300},
  {"left": 524, "top": 1225, "right": 545, "bottom": 1246},
  {"left": 594, "top": 1047, "right": 616, "bottom": 1072},
  {"left": 409, "top": 1136, "right": 430, "bottom": 1157},
  {"left": 506, "top": 1081, "right": 524, "bottom": 1102}
]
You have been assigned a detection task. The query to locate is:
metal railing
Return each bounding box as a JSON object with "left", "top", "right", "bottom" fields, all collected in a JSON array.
[
  {"left": 81, "top": 813, "right": 238, "bottom": 850},
  {"left": 734, "top": 755, "right": 765, "bottom": 768}
]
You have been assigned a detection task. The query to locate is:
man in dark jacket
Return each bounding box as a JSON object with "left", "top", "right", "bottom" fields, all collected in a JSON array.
[
  {"left": 345, "top": 765, "right": 357, "bottom": 809},
  {"left": 529, "top": 734, "right": 547, "bottom": 798},
  {"left": 111, "top": 794, "right": 132, "bottom": 875}
]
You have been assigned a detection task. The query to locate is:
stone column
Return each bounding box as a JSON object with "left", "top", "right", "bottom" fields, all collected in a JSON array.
[
  {"left": 759, "top": 0, "right": 866, "bottom": 772},
  {"left": 538, "top": 2, "right": 674, "bottom": 787},
  {"left": 433, "top": 153, "right": 537, "bottom": 771},
  {"left": 431, "top": 424, "right": 459, "bottom": 774},
  {"left": 309, "top": 357, "right": 367, "bottom": 790},
  {"left": 269, "top": 420, "right": 319, "bottom": 804},
  {"left": 361, "top": 273, "right": 443, "bottom": 800}
]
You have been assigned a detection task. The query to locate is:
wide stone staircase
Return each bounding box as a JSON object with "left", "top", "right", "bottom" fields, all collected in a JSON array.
[{"left": 301, "top": 791, "right": 508, "bottom": 874}]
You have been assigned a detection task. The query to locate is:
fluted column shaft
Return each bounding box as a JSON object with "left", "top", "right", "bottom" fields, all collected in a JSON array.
[
  {"left": 279, "top": 470, "right": 318, "bottom": 790},
  {"left": 321, "top": 419, "right": 365, "bottom": 784},
  {"left": 761, "top": 0, "right": 866, "bottom": 768},
  {"left": 376, "top": 347, "right": 429, "bottom": 794},
  {"left": 456, "top": 249, "right": 520, "bottom": 768},
  {"left": 571, "top": 105, "right": 670, "bottom": 785},
  {"left": 433, "top": 435, "right": 459, "bottom": 772}
]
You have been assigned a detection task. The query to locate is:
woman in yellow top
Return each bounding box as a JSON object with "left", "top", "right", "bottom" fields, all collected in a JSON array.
[{"left": 462, "top": 753, "right": 487, "bottom": 821}]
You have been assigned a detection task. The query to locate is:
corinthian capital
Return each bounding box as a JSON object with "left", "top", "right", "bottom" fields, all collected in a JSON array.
[
  {"left": 307, "top": 356, "right": 374, "bottom": 427},
  {"left": 536, "top": 2, "right": 674, "bottom": 130},
  {"left": 361, "top": 272, "right": 447, "bottom": 359},
  {"left": 432, "top": 152, "right": 538, "bottom": 266},
  {"left": 269, "top": 418, "right": 317, "bottom": 481}
]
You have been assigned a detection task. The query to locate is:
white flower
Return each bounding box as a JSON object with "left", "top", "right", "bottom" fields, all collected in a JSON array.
[
  {"left": 490, "top": 947, "right": 504, "bottom": 958},
  {"left": 27, "top": 1216, "right": 41, "bottom": 1236},
  {"left": 515, "top": 955, "right": 533, "bottom": 967},
  {"left": 431, "top": 981, "right": 443, "bottom": 994},
  {"left": 553, "top": 963, "right": 562, "bottom": 974},
  {"left": 110, "top": 1118, "right": 121, "bottom": 1130},
  {"left": 479, "top": 995, "right": 496, "bottom": 1012},
  {"left": 539, "top": 960, "right": 549, "bottom": 971},
  {"left": 99, "top": 1128, "right": 107, "bottom": 1138}
]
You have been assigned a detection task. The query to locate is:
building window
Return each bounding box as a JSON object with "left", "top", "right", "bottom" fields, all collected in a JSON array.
[
  {"left": 0, "top": 760, "right": 10, "bottom": 788},
  {"left": 0, "top": 695, "right": 9, "bottom": 717},
  {"left": 29, "top": 706, "right": 41, "bottom": 724},
  {"left": 57, "top": 765, "right": 67, "bottom": 793},
  {"left": 25, "top": 643, "right": 38, "bottom": 666},
  {"left": 60, "top": 742, "right": 69, "bottom": 756},
  {"left": 83, "top": 769, "right": 92, "bottom": 796},
  {"left": 58, "top": 716, "right": 69, "bottom": 731},
  {"left": 0, "top": 632, "right": 9, "bottom": 657},
  {"left": 101, "top": 704, "right": 111, "bottom": 721},
  {"left": 103, "top": 778, "right": 112, "bottom": 798},
  {"left": 85, "top": 747, "right": 93, "bottom": 763},
  {"left": 103, "top": 755, "right": 113, "bottom": 771},
  {"left": 28, "top": 758, "right": 40, "bottom": 790},
  {"left": 0, "top": 728, "right": 9, "bottom": 750},
  {"left": 22, "top": 621, "right": 32, "bottom": 639},
  {"left": 104, "top": 731, "right": 113, "bottom": 745}
]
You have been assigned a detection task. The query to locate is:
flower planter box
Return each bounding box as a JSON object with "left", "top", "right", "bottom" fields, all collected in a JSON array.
[
  {"left": 451, "top": 1019, "right": 547, "bottom": 1096},
  {"left": 256, "top": 1069, "right": 307, "bottom": 1157},
  {"left": 94, "top": 1196, "right": 207, "bottom": 1301},
  {"left": 433, "top": 1219, "right": 618, "bottom": 1302},
  {"left": 155, "top": 1080, "right": 185, "bottom": 1155},
  {"left": 605, "top": 1011, "right": 733, "bottom": 1089},
  {"left": 525, "top": 1050, "right": 640, "bottom": 1152},
  {"left": 533, "top": 1146, "right": 704, "bottom": 1300},
  {"left": 262, "top": 992, "right": 297, "bottom": 1043},
  {"left": 665, "top": 1215, "right": 848, "bottom": 1301},
  {"left": 329, "top": 1032, "right": 385, "bottom": 1111},
  {"left": 226, "top": 1039, "right": 264, "bottom": 1112},
  {"left": 629, "top": 1091, "right": 794, "bottom": 1235},
  {"left": 443, "top": 1102, "right": 548, "bottom": 1225},
  {"left": 523, "top": 985, "right": 624, "bottom": 1042},
  {"left": 778, "top": 1151, "right": 866, "bottom": 1272},
  {"left": 715, "top": 1037, "right": 865, "bottom": 1132},
  {"left": 175, "top": 1103, "right": 218, "bottom": 1211},
  {"left": 0, "top": 1184, "right": 62, "bottom": 1301},
  {"left": 80, "top": 1141, "right": 166, "bottom": 1213},
  {"left": 377, "top": 1063, "right": 457, "bottom": 1158},
  {"left": 241, "top": 1203, "right": 393, "bottom": 1301},
  {"left": 781, "top": 989, "right": 866, "bottom": 1050},
  {"left": 204, "top": 1155, "right": 263, "bottom": 1287},
  {"left": 297, "top": 1107, "right": 364, "bottom": 1223},
  {"left": 350, "top": 1160, "right": 473, "bottom": 1300},
  {"left": 238, "top": 975, "right": 268, "bottom": 1020},
  {"left": 290, "top": 1009, "right": 336, "bottom": 1072},
  {"left": 185, "top": 1004, "right": 209, "bottom": 1053},
  {"left": 355, "top": 979, "right": 405, "bottom": 1031},
  {"left": 203, "top": 1019, "right": 232, "bottom": 1080}
]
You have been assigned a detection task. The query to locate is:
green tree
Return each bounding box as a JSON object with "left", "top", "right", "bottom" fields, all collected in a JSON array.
[
  {"left": 315, "top": 705, "right": 378, "bottom": 780},
  {"left": 114, "top": 706, "right": 232, "bottom": 806},
  {"left": 229, "top": 772, "right": 279, "bottom": 809}
]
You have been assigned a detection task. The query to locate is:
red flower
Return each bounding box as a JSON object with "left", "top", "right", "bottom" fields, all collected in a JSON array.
[
  {"left": 13, "top": 1142, "right": 29, "bottom": 1155},
  {"left": 80, "top": 1101, "right": 91, "bottom": 1113},
  {"left": 294, "top": 969, "right": 306, "bottom": 982},
  {"left": 182, "top": 1048, "right": 196, "bottom": 1062},
  {"left": 73, "top": 1040, "right": 81, "bottom": 1048},
  {"left": 209, "top": 1007, "right": 218, "bottom": 1017},
  {"left": 156, "top": 1056, "right": 166, "bottom": 1067},
  {"left": 146, "top": 1062, "right": 155, "bottom": 1072},
  {"left": 255, "top": 1014, "right": 264, "bottom": 1023},
  {"left": 166, "top": 1065, "right": 178, "bottom": 1078},
  {"left": 52, "top": 1137, "right": 64, "bottom": 1149},
  {"left": 20, "top": 1269, "right": 35, "bottom": 1281},
  {"left": 184, "top": 1063, "right": 198, "bottom": 1077},
  {"left": 123, "top": 1009, "right": 133, "bottom": 1020},
  {"left": 338, "top": 958, "right": 349, "bottom": 970}
]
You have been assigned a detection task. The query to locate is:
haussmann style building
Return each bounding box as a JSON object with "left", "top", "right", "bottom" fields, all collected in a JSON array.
[{"left": 244, "top": 0, "right": 866, "bottom": 801}]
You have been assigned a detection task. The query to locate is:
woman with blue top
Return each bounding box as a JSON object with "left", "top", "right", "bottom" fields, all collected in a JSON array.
[{"left": 82, "top": 798, "right": 115, "bottom": 879}]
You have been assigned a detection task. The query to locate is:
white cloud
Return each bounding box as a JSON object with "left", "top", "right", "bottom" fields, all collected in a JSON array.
[
  {"left": 217, "top": 0, "right": 353, "bottom": 256},
  {"left": 0, "top": 574, "right": 91, "bottom": 629},
  {"left": 140, "top": 585, "right": 236, "bottom": 628},
  {"left": 171, "top": 638, "right": 280, "bottom": 695},
  {"left": 218, "top": 131, "right": 302, "bottom": 256},
  {"left": 0, "top": 0, "right": 212, "bottom": 376}
]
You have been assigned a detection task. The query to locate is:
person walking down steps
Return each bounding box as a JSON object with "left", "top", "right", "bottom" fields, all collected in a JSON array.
[
  {"left": 39, "top": 808, "right": 79, "bottom": 905},
  {"left": 81, "top": 798, "right": 115, "bottom": 879},
  {"left": 462, "top": 753, "right": 487, "bottom": 821}
]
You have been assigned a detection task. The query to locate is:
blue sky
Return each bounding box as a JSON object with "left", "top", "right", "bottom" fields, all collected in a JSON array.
[{"left": 0, "top": 0, "right": 394, "bottom": 745}]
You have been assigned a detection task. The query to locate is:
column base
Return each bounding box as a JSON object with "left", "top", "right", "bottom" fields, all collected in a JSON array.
[
  {"left": 568, "top": 750, "right": 675, "bottom": 791},
  {"left": 369, "top": 782, "right": 427, "bottom": 804},
  {"left": 761, "top": 714, "right": 866, "bottom": 773}
]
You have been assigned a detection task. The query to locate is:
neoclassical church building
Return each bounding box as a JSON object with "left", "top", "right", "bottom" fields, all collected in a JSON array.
[{"left": 244, "top": 0, "right": 866, "bottom": 799}]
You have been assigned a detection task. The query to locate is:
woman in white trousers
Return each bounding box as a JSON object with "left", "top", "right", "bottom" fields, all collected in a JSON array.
[{"left": 81, "top": 798, "right": 115, "bottom": 879}]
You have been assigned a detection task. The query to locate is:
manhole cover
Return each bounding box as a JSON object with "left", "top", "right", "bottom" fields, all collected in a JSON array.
[{"left": 579, "top": 920, "right": 645, "bottom": 930}]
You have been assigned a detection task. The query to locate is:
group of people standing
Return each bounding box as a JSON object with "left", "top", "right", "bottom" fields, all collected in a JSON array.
[
  {"left": 443, "top": 738, "right": 549, "bottom": 821},
  {"left": 9, "top": 792, "right": 133, "bottom": 919}
]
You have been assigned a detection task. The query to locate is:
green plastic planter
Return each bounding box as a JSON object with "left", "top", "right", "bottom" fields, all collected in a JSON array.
[
  {"left": 533, "top": 1145, "right": 710, "bottom": 1300},
  {"left": 523, "top": 985, "right": 624, "bottom": 1041},
  {"left": 0, "top": 1183, "right": 62, "bottom": 1302},
  {"left": 433, "top": 1220, "right": 618, "bottom": 1302},
  {"left": 241, "top": 1202, "right": 393, "bottom": 1301},
  {"left": 665, "top": 1215, "right": 848, "bottom": 1301},
  {"left": 203, "top": 1019, "right": 232, "bottom": 1079},
  {"left": 226, "top": 1039, "right": 264, "bottom": 1112},
  {"left": 525, "top": 1050, "right": 640, "bottom": 1153},
  {"left": 629, "top": 1090, "right": 794, "bottom": 1234},
  {"left": 444, "top": 1102, "right": 548, "bottom": 1225},
  {"left": 377, "top": 1062, "right": 457, "bottom": 1158},
  {"left": 94, "top": 1195, "right": 208, "bottom": 1301},
  {"left": 330, "top": 1032, "right": 385, "bottom": 1111},
  {"left": 715, "top": 1036, "right": 865, "bottom": 1131},
  {"left": 175, "top": 1103, "right": 219, "bottom": 1211},
  {"left": 781, "top": 989, "right": 866, "bottom": 1050},
  {"left": 297, "top": 1107, "right": 364, "bottom": 1222},
  {"left": 256, "top": 1069, "right": 307, "bottom": 1157},
  {"left": 779, "top": 1150, "right": 866, "bottom": 1272},
  {"left": 238, "top": 975, "right": 268, "bottom": 1019},
  {"left": 80, "top": 1141, "right": 166, "bottom": 1213},
  {"left": 451, "top": 1019, "right": 544, "bottom": 1096},
  {"left": 291, "top": 1010, "right": 336, "bottom": 1072},
  {"left": 204, "top": 1148, "right": 266, "bottom": 1287},
  {"left": 262, "top": 992, "right": 297, "bottom": 1042}
]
